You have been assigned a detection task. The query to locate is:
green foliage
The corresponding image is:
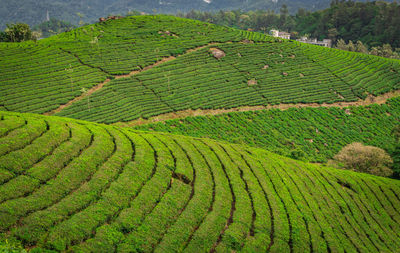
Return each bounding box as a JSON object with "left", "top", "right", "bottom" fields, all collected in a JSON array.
[
  {"left": 1, "top": 110, "right": 400, "bottom": 252},
  {"left": 331, "top": 142, "right": 393, "bottom": 177},
  {"left": 295, "top": 0, "right": 400, "bottom": 48},
  {"left": 56, "top": 37, "right": 400, "bottom": 123},
  {"left": 391, "top": 144, "right": 400, "bottom": 178},
  {"left": 0, "top": 0, "right": 346, "bottom": 30},
  {"left": 3, "top": 23, "right": 32, "bottom": 42},
  {"left": 136, "top": 97, "right": 400, "bottom": 163},
  {"left": 184, "top": 1, "right": 400, "bottom": 49},
  {"left": 1, "top": 15, "right": 399, "bottom": 122},
  {"left": 0, "top": 31, "right": 8, "bottom": 42},
  {"left": 336, "top": 39, "right": 400, "bottom": 59},
  {"left": 0, "top": 234, "right": 26, "bottom": 253},
  {"left": 32, "top": 18, "right": 75, "bottom": 38}
]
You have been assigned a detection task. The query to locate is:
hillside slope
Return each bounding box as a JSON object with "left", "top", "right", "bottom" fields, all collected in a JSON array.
[
  {"left": 1, "top": 15, "right": 399, "bottom": 124},
  {"left": 134, "top": 96, "right": 400, "bottom": 163},
  {"left": 1, "top": 111, "right": 400, "bottom": 252}
]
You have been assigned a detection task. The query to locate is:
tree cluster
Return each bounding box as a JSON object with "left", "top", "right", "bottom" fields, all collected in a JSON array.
[
  {"left": 335, "top": 39, "right": 400, "bottom": 59},
  {"left": 0, "top": 23, "right": 40, "bottom": 42},
  {"left": 32, "top": 18, "right": 75, "bottom": 38},
  {"left": 179, "top": 0, "right": 400, "bottom": 52}
]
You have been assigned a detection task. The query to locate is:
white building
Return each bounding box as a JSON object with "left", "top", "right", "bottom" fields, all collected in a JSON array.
[
  {"left": 297, "top": 37, "right": 332, "bottom": 48},
  {"left": 270, "top": 29, "right": 291, "bottom": 40}
]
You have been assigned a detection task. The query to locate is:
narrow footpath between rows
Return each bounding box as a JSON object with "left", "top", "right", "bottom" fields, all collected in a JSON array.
[{"left": 114, "top": 89, "right": 400, "bottom": 127}]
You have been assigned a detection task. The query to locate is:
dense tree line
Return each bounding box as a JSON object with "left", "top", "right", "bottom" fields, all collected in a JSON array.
[
  {"left": 32, "top": 18, "right": 75, "bottom": 38},
  {"left": 0, "top": 23, "right": 41, "bottom": 42},
  {"left": 179, "top": 0, "right": 400, "bottom": 49}
]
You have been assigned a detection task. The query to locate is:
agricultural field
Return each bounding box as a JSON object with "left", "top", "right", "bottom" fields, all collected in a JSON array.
[
  {"left": 55, "top": 41, "right": 400, "bottom": 124},
  {"left": 1, "top": 14, "right": 400, "bottom": 252},
  {"left": 0, "top": 15, "right": 399, "bottom": 123},
  {"left": 1, "top": 111, "right": 400, "bottom": 252},
  {"left": 135, "top": 97, "right": 400, "bottom": 163},
  {"left": 0, "top": 15, "right": 260, "bottom": 115}
]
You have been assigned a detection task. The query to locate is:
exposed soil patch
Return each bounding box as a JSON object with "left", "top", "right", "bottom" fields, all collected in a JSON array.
[
  {"left": 241, "top": 39, "right": 254, "bottom": 44},
  {"left": 116, "top": 56, "right": 176, "bottom": 79},
  {"left": 247, "top": 79, "right": 257, "bottom": 86},
  {"left": 158, "top": 30, "right": 179, "bottom": 37},
  {"left": 210, "top": 48, "right": 226, "bottom": 59}
]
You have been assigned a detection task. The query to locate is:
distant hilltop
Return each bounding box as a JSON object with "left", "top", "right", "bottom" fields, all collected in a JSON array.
[{"left": 0, "top": 0, "right": 394, "bottom": 29}]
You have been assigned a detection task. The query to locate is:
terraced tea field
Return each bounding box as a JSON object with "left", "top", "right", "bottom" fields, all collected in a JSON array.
[
  {"left": 135, "top": 96, "right": 400, "bottom": 163},
  {"left": 0, "top": 15, "right": 260, "bottom": 115},
  {"left": 1, "top": 111, "right": 400, "bottom": 252},
  {"left": 54, "top": 41, "right": 400, "bottom": 124},
  {"left": 1, "top": 15, "right": 399, "bottom": 123}
]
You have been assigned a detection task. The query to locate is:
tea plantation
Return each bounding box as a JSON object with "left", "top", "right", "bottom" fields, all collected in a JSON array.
[
  {"left": 0, "top": 111, "right": 400, "bottom": 252},
  {"left": 0, "top": 15, "right": 399, "bottom": 123},
  {"left": 1, "top": 15, "right": 400, "bottom": 253},
  {"left": 55, "top": 40, "right": 400, "bottom": 124},
  {"left": 135, "top": 97, "right": 400, "bottom": 163}
]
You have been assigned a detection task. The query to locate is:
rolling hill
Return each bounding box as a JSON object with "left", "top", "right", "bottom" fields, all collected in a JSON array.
[
  {"left": 0, "top": 15, "right": 399, "bottom": 124},
  {"left": 1, "top": 110, "right": 400, "bottom": 252}
]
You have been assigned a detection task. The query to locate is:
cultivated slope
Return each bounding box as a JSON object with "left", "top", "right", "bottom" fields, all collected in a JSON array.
[
  {"left": 1, "top": 15, "right": 399, "bottom": 123},
  {"left": 134, "top": 96, "right": 400, "bottom": 163},
  {"left": 1, "top": 111, "right": 400, "bottom": 252}
]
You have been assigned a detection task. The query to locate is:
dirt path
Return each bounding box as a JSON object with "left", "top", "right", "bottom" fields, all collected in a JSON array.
[
  {"left": 114, "top": 90, "right": 400, "bottom": 127},
  {"left": 44, "top": 78, "right": 111, "bottom": 116},
  {"left": 44, "top": 42, "right": 222, "bottom": 116}
]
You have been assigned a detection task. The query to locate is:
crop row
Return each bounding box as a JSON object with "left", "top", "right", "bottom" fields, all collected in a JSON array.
[
  {"left": 2, "top": 15, "right": 399, "bottom": 120},
  {"left": 136, "top": 96, "right": 400, "bottom": 163},
  {"left": 0, "top": 44, "right": 107, "bottom": 114},
  {"left": 1, "top": 111, "right": 400, "bottom": 252},
  {"left": 58, "top": 40, "right": 399, "bottom": 123}
]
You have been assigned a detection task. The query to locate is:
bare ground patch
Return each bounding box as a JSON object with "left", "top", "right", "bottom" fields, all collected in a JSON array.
[{"left": 114, "top": 89, "right": 400, "bottom": 127}]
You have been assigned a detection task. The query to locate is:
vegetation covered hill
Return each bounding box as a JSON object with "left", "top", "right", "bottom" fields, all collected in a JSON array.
[
  {"left": 134, "top": 97, "right": 400, "bottom": 163},
  {"left": 0, "top": 0, "right": 377, "bottom": 29},
  {"left": 185, "top": 1, "right": 400, "bottom": 49},
  {"left": 1, "top": 110, "right": 400, "bottom": 252},
  {"left": 0, "top": 15, "right": 399, "bottom": 124}
]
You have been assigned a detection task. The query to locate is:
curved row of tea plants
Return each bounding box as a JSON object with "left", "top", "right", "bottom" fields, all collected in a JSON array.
[
  {"left": 135, "top": 97, "right": 400, "bottom": 163},
  {"left": 56, "top": 39, "right": 400, "bottom": 124},
  {"left": 0, "top": 43, "right": 107, "bottom": 114},
  {"left": 0, "top": 111, "right": 400, "bottom": 252}
]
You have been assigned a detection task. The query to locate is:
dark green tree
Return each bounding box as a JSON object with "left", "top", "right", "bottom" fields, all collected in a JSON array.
[
  {"left": 0, "top": 31, "right": 8, "bottom": 42},
  {"left": 5, "top": 23, "right": 32, "bottom": 42},
  {"left": 391, "top": 145, "right": 400, "bottom": 179}
]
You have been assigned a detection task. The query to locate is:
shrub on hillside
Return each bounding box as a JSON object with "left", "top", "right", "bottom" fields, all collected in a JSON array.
[{"left": 331, "top": 142, "right": 393, "bottom": 177}]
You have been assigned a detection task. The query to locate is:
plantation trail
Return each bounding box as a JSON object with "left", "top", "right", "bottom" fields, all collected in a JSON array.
[
  {"left": 44, "top": 79, "right": 111, "bottom": 116},
  {"left": 44, "top": 42, "right": 221, "bottom": 116},
  {"left": 114, "top": 89, "right": 400, "bottom": 127}
]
